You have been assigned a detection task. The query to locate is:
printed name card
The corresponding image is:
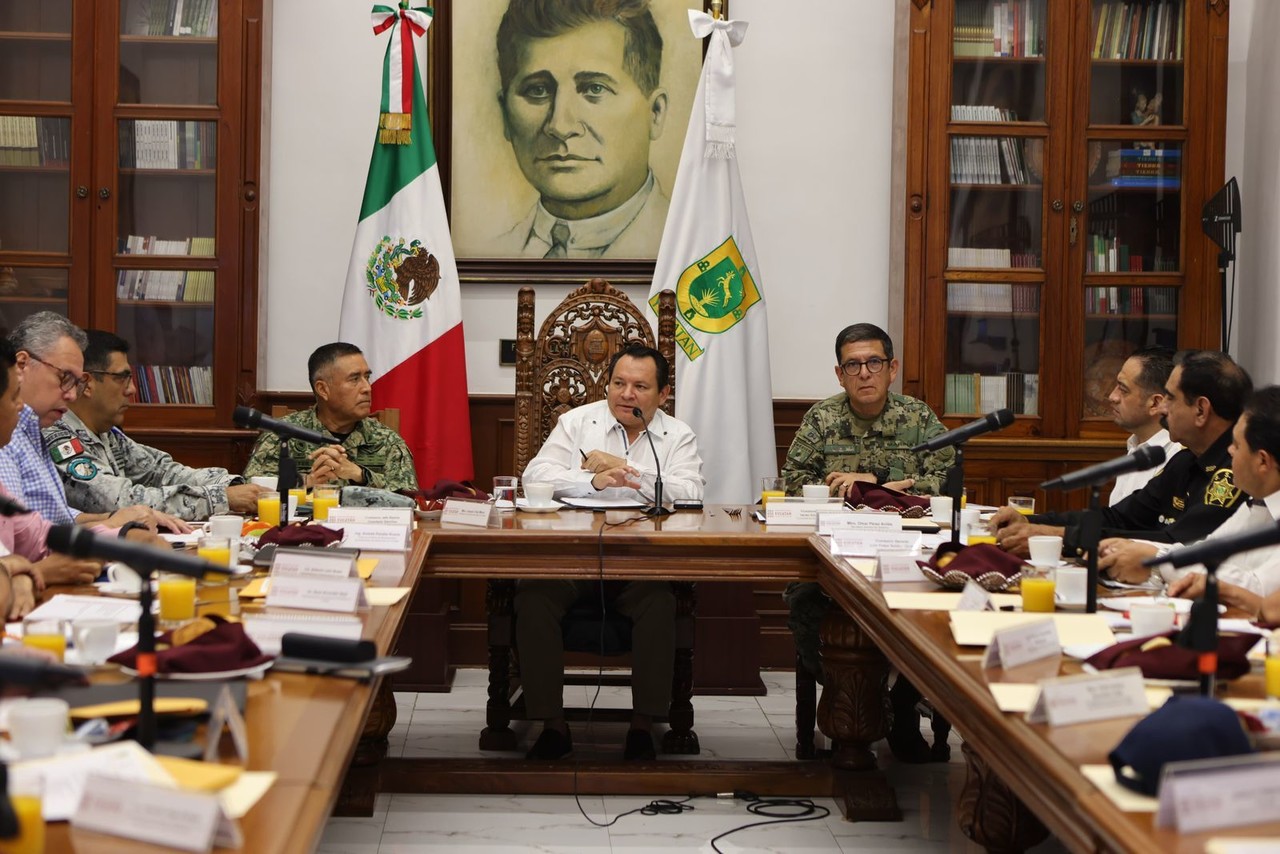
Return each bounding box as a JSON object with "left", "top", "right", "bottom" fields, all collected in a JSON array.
[
  {"left": 817, "top": 512, "right": 904, "bottom": 535},
  {"left": 441, "top": 498, "right": 493, "bottom": 527},
  {"left": 265, "top": 574, "right": 367, "bottom": 613},
  {"left": 831, "top": 530, "right": 922, "bottom": 557},
  {"left": 1026, "top": 667, "right": 1149, "bottom": 726},
  {"left": 324, "top": 507, "right": 413, "bottom": 528},
  {"left": 763, "top": 499, "right": 819, "bottom": 526},
  {"left": 269, "top": 546, "right": 357, "bottom": 579},
  {"left": 203, "top": 685, "right": 249, "bottom": 763},
  {"left": 337, "top": 522, "right": 411, "bottom": 550},
  {"left": 1155, "top": 754, "right": 1280, "bottom": 833},
  {"left": 957, "top": 579, "right": 996, "bottom": 611},
  {"left": 875, "top": 553, "right": 923, "bottom": 583},
  {"left": 981, "top": 618, "right": 1060, "bottom": 669},
  {"left": 73, "top": 773, "right": 240, "bottom": 852}
]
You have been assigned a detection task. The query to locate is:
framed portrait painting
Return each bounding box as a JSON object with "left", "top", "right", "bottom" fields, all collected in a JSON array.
[{"left": 426, "top": 0, "right": 721, "bottom": 284}]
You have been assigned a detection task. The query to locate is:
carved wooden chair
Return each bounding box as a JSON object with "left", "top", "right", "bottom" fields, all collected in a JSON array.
[{"left": 479, "top": 278, "right": 699, "bottom": 755}]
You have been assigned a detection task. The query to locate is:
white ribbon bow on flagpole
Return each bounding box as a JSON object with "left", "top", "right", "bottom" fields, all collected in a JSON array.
[
  {"left": 688, "top": 10, "right": 748, "bottom": 158},
  {"left": 371, "top": 3, "right": 433, "bottom": 144}
]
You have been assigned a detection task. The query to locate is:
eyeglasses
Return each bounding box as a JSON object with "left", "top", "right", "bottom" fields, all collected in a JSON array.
[
  {"left": 87, "top": 368, "right": 134, "bottom": 385},
  {"left": 839, "top": 357, "right": 889, "bottom": 377},
  {"left": 29, "top": 354, "right": 89, "bottom": 394}
]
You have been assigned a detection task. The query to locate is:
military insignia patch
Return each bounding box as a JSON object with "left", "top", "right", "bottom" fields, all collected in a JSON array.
[
  {"left": 364, "top": 236, "right": 438, "bottom": 321},
  {"left": 655, "top": 236, "right": 762, "bottom": 362},
  {"left": 50, "top": 437, "right": 85, "bottom": 463},
  {"left": 67, "top": 458, "right": 98, "bottom": 480},
  {"left": 1204, "top": 468, "right": 1241, "bottom": 507},
  {"left": 1171, "top": 496, "right": 1186, "bottom": 511}
]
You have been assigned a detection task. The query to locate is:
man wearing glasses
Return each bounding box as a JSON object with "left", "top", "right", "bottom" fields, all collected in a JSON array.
[
  {"left": 42, "top": 330, "right": 265, "bottom": 521},
  {"left": 781, "top": 322, "right": 953, "bottom": 761}
]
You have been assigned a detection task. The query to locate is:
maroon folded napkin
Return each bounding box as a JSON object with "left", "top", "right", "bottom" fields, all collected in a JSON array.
[
  {"left": 109, "top": 616, "right": 272, "bottom": 674},
  {"left": 1085, "top": 630, "right": 1259, "bottom": 681},
  {"left": 844, "top": 482, "right": 931, "bottom": 513},
  {"left": 256, "top": 523, "right": 343, "bottom": 548},
  {"left": 420, "top": 480, "right": 489, "bottom": 502},
  {"left": 917, "top": 542, "right": 1025, "bottom": 591}
]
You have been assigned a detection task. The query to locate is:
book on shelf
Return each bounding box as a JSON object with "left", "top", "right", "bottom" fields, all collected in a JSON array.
[
  {"left": 131, "top": 365, "right": 213, "bottom": 405},
  {"left": 945, "top": 372, "right": 1039, "bottom": 416},
  {"left": 1085, "top": 286, "right": 1177, "bottom": 315},
  {"left": 1093, "top": 0, "right": 1184, "bottom": 61},
  {"left": 120, "top": 120, "right": 216, "bottom": 170},
  {"left": 949, "top": 134, "right": 1031, "bottom": 185},
  {"left": 1109, "top": 175, "right": 1180, "bottom": 189},
  {"left": 124, "top": 0, "right": 217, "bottom": 36},
  {"left": 946, "top": 282, "right": 1041, "bottom": 312},
  {"left": 953, "top": 0, "right": 1045, "bottom": 58},
  {"left": 0, "top": 117, "right": 70, "bottom": 167}
]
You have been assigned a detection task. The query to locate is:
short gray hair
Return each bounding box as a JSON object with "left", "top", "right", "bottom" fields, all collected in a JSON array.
[{"left": 9, "top": 311, "right": 87, "bottom": 357}]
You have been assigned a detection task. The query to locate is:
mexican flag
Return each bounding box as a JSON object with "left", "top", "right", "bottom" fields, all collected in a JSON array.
[
  {"left": 340, "top": 3, "right": 473, "bottom": 487},
  {"left": 648, "top": 11, "right": 775, "bottom": 505}
]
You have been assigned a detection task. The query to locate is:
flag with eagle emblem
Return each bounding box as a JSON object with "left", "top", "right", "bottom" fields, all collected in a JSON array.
[
  {"left": 647, "top": 10, "right": 774, "bottom": 505},
  {"left": 340, "top": 3, "right": 473, "bottom": 486}
]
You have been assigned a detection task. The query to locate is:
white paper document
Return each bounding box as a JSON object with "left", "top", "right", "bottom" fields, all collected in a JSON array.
[
  {"left": 950, "top": 611, "right": 1116, "bottom": 648},
  {"left": 25, "top": 594, "right": 142, "bottom": 625}
]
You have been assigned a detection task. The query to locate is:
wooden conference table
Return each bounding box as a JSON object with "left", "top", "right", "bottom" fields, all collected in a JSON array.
[
  {"left": 405, "top": 506, "right": 1279, "bottom": 853},
  {"left": 42, "top": 535, "right": 427, "bottom": 854}
]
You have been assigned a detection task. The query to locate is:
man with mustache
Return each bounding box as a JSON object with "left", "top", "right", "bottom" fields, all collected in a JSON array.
[
  {"left": 243, "top": 343, "right": 417, "bottom": 492},
  {"left": 491, "top": 0, "right": 671, "bottom": 258},
  {"left": 1106, "top": 346, "right": 1180, "bottom": 505}
]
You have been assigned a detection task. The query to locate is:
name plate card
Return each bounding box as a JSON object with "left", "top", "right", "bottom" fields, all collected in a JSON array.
[
  {"left": 875, "top": 553, "right": 924, "bottom": 583},
  {"left": 981, "top": 618, "right": 1060, "bottom": 669},
  {"left": 203, "top": 685, "right": 249, "bottom": 763},
  {"left": 324, "top": 507, "right": 413, "bottom": 528},
  {"left": 1155, "top": 754, "right": 1280, "bottom": 833},
  {"left": 73, "top": 773, "right": 240, "bottom": 852},
  {"left": 1026, "top": 667, "right": 1148, "bottom": 726},
  {"left": 817, "top": 512, "right": 904, "bottom": 535},
  {"left": 270, "top": 546, "right": 357, "bottom": 579},
  {"left": 957, "top": 579, "right": 996, "bottom": 611},
  {"left": 337, "top": 522, "right": 411, "bottom": 550},
  {"left": 441, "top": 498, "right": 493, "bottom": 527},
  {"left": 831, "top": 531, "right": 922, "bottom": 557},
  {"left": 764, "top": 500, "right": 820, "bottom": 526},
  {"left": 265, "top": 574, "right": 367, "bottom": 612}
]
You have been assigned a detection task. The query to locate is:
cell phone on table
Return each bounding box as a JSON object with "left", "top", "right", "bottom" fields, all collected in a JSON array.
[{"left": 672, "top": 500, "right": 703, "bottom": 511}]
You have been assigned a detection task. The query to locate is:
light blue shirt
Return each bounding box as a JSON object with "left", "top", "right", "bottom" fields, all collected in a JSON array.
[{"left": 0, "top": 405, "right": 79, "bottom": 524}]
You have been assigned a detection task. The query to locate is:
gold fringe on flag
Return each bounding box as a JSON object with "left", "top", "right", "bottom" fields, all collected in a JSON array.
[{"left": 379, "top": 112, "right": 412, "bottom": 145}]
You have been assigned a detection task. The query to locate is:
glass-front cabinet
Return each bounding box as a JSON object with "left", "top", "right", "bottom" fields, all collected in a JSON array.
[
  {"left": 906, "top": 0, "right": 1227, "bottom": 441},
  {"left": 0, "top": 0, "right": 258, "bottom": 427}
]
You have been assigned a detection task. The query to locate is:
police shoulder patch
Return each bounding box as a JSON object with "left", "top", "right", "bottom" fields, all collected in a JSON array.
[
  {"left": 67, "top": 457, "right": 98, "bottom": 481},
  {"left": 49, "top": 436, "right": 85, "bottom": 463},
  {"left": 1204, "top": 468, "right": 1241, "bottom": 507}
]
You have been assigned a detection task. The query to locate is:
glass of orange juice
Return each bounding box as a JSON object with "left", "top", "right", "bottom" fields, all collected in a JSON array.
[
  {"left": 257, "top": 490, "right": 281, "bottom": 526},
  {"left": 1020, "top": 565, "right": 1056, "bottom": 613},
  {"left": 1267, "top": 630, "right": 1280, "bottom": 701},
  {"left": 20, "top": 619, "right": 67, "bottom": 662},
  {"left": 1008, "top": 496, "right": 1036, "bottom": 516},
  {"left": 288, "top": 486, "right": 308, "bottom": 519},
  {"left": 761, "top": 476, "right": 785, "bottom": 506},
  {"left": 158, "top": 573, "right": 197, "bottom": 626},
  {"left": 313, "top": 486, "right": 340, "bottom": 521},
  {"left": 4, "top": 772, "right": 45, "bottom": 853}
]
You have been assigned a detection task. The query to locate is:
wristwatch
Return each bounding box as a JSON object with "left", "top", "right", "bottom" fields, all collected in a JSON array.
[{"left": 118, "top": 520, "right": 149, "bottom": 538}]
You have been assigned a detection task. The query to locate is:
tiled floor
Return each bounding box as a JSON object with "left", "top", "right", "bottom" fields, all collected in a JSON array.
[{"left": 320, "top": 669, "right": 1070, "bottom": 853}]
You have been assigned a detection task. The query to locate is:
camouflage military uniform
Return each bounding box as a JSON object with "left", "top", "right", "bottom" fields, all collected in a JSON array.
[
  {"left": 242, "top": 406, "right": 417, "bottom": 493},
  {"left": 782, "top": 391, "right": 953, "bottom": 680},
  {"left": 43, "top": 409, "right": 241, "bottom": 521}
]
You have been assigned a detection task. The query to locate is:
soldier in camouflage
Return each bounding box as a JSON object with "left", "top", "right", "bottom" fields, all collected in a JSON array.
[
  {"left": 243, "top": 343, "right": 417, "bottom": 493},
  {"left": 782, "top": 323, "right": 953, "bottom": 761},
  {"left": 43, "top": 331, "right": 264, "bottom": 521}
]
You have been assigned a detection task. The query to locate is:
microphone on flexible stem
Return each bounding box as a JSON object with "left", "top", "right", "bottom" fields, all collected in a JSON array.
[
  {"left": 232, "top": 405, "right": 332, "bottom": 446},
  {"left": 910, "top": 409, "right": 1014, "bottom": 453},
  {"left": 1040, "top": 445, "right": 1167, "bottom": 491},
  {"left": 0, "top": 494, "right": 28, "bottom": 517},
  {"left": 631, "top": 406, "right": 673, "bottom": 518}
]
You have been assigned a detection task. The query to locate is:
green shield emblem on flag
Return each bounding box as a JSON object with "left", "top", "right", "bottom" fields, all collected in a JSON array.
[{"left": 673, "top": 236, "right": 761, "bottom": 335}]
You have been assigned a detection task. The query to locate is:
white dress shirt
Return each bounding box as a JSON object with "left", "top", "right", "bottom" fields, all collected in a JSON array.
[
  {"left": 1157, "top": 489, "right": 1280, "bottom": 595},
  {"left": 522, "top": 399, "right": 704, "bottom": 503},
  {"left": 1109, "top": 429, "right": 1183, "bottom": 506}
]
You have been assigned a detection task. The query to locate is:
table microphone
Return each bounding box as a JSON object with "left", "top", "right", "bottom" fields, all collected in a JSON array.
[
  {"left": 1041, "top": 445, "right": 1166, "bottom": 491},
  {"left": 631, "top": 406, "right": 673, "bottom": 517},
  {"left": 910, "top": 409, "right": 1014, "bottom": 452},
  {"left": 233, "top": 405, "right": 332, "bottom": 446},
  {"left": 46, "top": 525, "right": 230, "bottom": 579}
]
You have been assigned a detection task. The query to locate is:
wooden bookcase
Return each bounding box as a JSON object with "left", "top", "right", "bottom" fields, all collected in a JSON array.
[
  {"left": 900, "top": 0, "right": 1229, "bottom": 508},
  {"left": 0, "top": 0, "right": 262, "bottom": 463}
]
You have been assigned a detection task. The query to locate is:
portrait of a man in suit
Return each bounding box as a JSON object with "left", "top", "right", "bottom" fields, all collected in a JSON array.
[{"left": 448, "top": 0, "right": 701, "bottom": 262}]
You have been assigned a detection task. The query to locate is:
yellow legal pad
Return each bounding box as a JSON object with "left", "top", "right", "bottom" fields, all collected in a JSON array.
[
  {"left": 69, "top": 697, "right": 208, "bottom": 719},
  {"left": 239, "top": 557, "right": 378, "bottom": 600},
  {"left": 153, "top": 755, "right": 243, "bottom": 791}
]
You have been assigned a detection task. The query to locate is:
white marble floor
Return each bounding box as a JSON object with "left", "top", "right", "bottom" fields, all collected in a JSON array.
[{"left": 320, "top": 669, "right": 1070, "bottom": 853}]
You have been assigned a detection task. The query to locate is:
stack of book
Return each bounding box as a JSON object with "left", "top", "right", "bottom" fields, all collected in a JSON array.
[
  {"left": 116, "top": 236, "right": 215, "bottom": 301},
  {"left": 1085, "top": 286, "right": 1178, "bottom": 316},
  {"left": 949, "top": 135, "right": 1030, "bottom": 184},
  {"left": 1105, "top": 147, "right": 1180, "bottom": 189},
  {"left": 946, "top": 282, "right": 1040, "bottom": 312},
  {"left": 952, "top": 0, "right": 1046, "bottom": 58},
  {"left": 948, "top": 248, "right": 1041, "bottom": 269},
  {"left": 945, "top": 372, "right": 1039, "bottom": 416},
  {"left": 123, "top": 0, "right": 218, "bottom": 37},
  {"left": 1092, "top": 0, "right": 1184, "bottom": 61},
  {"left": 131, "top": 365, "right": 213, "bottom": 405},
  {"left": 118, "top": 120, "right": 216, "bottom": 170},
  {"left": 0, "top": 117, "right": 70, "bottom": 167}
]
